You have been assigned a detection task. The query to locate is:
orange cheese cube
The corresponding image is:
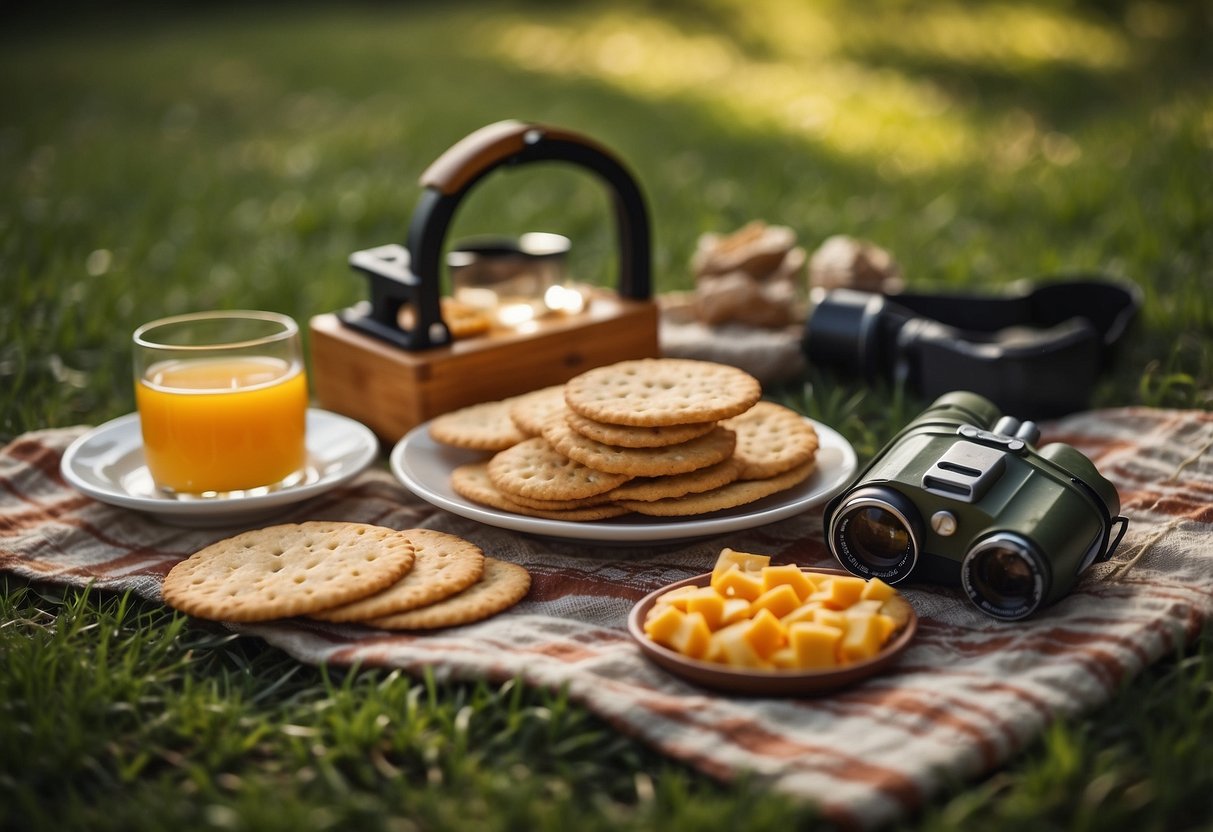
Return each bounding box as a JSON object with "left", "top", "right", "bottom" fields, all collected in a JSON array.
[
  {"left": 789, "top": 622, "right": 842, "bottom": 669},
  {"left": 760, "top": 564, "right": 818, "bottom": 600},
  {"left": 770, "top": 646, "right": 800, "bottom": 670},
  {"left": 668, "top": 611, "right": 713, "bottom": 660},
  {"left": 812, "top": 608, "right": 847, "bottom": 630},
  {"left": 860, "top": 577, "right": 897, "bottom": 602},
  {"left": 684, "top": 588, "right": 727, "bottom": 630},
  {"left": 844, "top": 599, "right": 885, "bottom": 618},
  {"left": 874, "top": 613, "right": 898, "bottom": 643},
  {"left": 711, "top": 622, "right": 772, "bottom": 668},
  {"left": 643, "top": 603, "right": 686, "bottom": 645},
  {"left": 818, "top": 576, "right": 868, "bottom": 610},
  {"left": 840, "top": 615, "right": 884, "bottom": 663},
  {"left": 720, "top": 597, "right": 752, "bottom": 627},
  {"left": 780, "top": 601, "right": 824, "bottom": 628},
  {"left": 744, "top": 608, "right": 787, "bottom": 659},
  {"left": 749, "top": 584, "right": 802, "bottom": 620},
  {"left": 653, "top": 585, "right": 701, "bottom": 610},
  {"left": 711, "top": 566, "right": 765, "bottom": 601},
  {"left": 712, "top": 548, "right": 771, "bottom": 577}
]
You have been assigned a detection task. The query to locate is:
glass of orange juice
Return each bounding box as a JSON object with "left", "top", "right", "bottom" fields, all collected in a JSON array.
[{"left": 133, "top": 310, "right": 308, "bottom": 496}]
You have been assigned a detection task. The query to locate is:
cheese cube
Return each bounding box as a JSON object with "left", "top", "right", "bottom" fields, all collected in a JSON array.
[
  {"left": 840, "top": 615, "right": 884, "bottom": 663},
  {"left": 818, "top": 576, "right": 868, "bottom": 610},
  {"left": 748, "top": 584, "right": 802, "bottom": 620},
  {"left": 643, "top": 604, "right": 685, "bottom": 645},
  {"left": 860, "top": 577, "right": 897, "bottom": 602},
  {"left": 760, "top": 564, "right": 818, "bottom": 600},
  {"left": 711, "top": 566, "right": 765, "bottom": 601},
  {"left": 744, "top": 608, "right": 787, "bottom": 659},
  {"left": 788, "top": 622, "right": 842, "bottom": 669},
  {"left": 874, "top": 613, "right": 898, "bottom": 643},
  {"left": 711, "top": 622, "right": 772, "bottom": 669},
  {"left": 780, "top": 601, "right": 824, "bottom": 628},
  {"left": 668, "top": 611, "right": 713, "bottom": 660},
  {"left": 770, "top": 646, "right": 800, "bottom": 670},
  {"left": 720, "top": 597, "right": 752, "bottom": 627},
  {"left": 653, "top": 585, "right": 701, "bottom": 610},
  {"left": 844, "top": 599, "right": 885, "bottom": 618},
  {"left": 812, "top": 608, "right": 847, "bottom": 630},
  {"left": 712, "top": 548, "right": 771, "bottom": 577},
  {"left": 684, "top": 588, "right": 727, "bottom": 630}
]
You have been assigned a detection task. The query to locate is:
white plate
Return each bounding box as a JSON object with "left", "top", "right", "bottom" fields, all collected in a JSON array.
[
  {"left": 389, "top": 417, "right": 858, "bottom": 543},
  {"left": 61, "top": 409, "right": 379, "bottom": 528}
]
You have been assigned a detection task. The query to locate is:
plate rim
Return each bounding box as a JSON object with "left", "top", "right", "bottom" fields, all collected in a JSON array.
[
  {"left": 389, "top": 415, "right": 858, "bottom": 542},
  {"left": 626, "top": 567, "right": 918, "bottom": 695},
  {"left": 59, "top": 408, "right": 379, "bottom": 517}
]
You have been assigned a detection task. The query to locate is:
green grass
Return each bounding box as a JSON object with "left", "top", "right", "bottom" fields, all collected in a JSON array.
[{"left": 2, "top": 1, "right": 1211, "bottom": 829}]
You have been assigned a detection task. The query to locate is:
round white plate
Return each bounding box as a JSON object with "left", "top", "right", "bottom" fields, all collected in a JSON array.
[
  {"left": 389, "top": 417, "right": 858, "bottom": 543},
  {"left": 61, "top": 409, "right": 379, "bottom": 528}
]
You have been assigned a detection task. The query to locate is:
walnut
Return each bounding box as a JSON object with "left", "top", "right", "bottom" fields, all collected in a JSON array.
[{"left": 689, "top": 222, "right": 805, "bottom": 329}]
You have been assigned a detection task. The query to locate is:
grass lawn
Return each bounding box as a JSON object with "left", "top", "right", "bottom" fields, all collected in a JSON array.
[{"left": 2, "top": 1, "right": 1211, "bottom": 829}]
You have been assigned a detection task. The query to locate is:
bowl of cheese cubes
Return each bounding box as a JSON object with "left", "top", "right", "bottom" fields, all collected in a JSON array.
[{"left": 628, "top": 548, "right": 917, "bottom": 695}]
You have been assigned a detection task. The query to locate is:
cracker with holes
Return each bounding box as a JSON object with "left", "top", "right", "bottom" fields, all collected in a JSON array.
[
  {"left": 366, "top": 557, "right": 531, "bottom": 631},
  {"left": 161, "top": 522, "right": 416, "bottom": 622},
  {"left": 507, "top": 384, "right": 568, "bottom": 437},
  {"left": 543, "top": 414, "right": 737, "bottom": 477},
  {"left": 487, "top": 436, "right": 630, "bottom": 501},
  {"left": 720, "top": 400, "right": 820, "bottom": 480},
  {"left": 428, "top": 398, "right": 526, "bottom": 451},
  {"left": 563, "top": 358, "right": 761, "bottom": 427},
  {"left": 311, "top": 528, "right": 486, "bottom": 623},
  {"left": 617, "top": 459, "right": 817, "bottom": 516},
  {"left": 451, "top": 462, "right": 631, "bottom": 521}
]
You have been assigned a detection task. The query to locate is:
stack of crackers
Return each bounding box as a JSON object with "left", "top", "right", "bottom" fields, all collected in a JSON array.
[
  {"left": 161, "top": 522, "right": 530, "bottom": 629},
  {"left": 432, "top": 358, "right": 820, "bottom": 521}
]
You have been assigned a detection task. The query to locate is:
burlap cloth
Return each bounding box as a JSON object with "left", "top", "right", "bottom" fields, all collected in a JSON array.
[{"left": 2, "top": 408, "right": 1210, "bottom": 829}]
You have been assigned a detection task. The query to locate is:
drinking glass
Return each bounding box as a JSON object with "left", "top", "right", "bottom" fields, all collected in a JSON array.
[{"left": 132, "top": 310, "right": 308, "bottom": 496}]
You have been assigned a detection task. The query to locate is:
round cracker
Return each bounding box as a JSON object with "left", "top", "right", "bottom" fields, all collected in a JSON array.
[
  {"left": 310, "top": 528, "right": 485, "bottom": 623},
  {"left": 563, "top": 358, "right": 761, "bottom": 427},
  {"left": 565, "top": 409, "right": 716, "bottom": 448},
  {"left": 617, "top": 459, "right": 817, "bottom": 516},
  {"left": 606, "top": 456, "right": 742, "bottom": 502},
  {"left": 720, "top": 401, "right": 821, "bottom": 480},
  {"left": 508, "top": 385, "right": 568, "bottom": 437},
  {"left": 161, "top": 522, "right": 416, "bottom": 622},
  {"left": 366, "top": 557, "right": 531, "bottom": 630},
  {"left": 428, "top": 399, "right": 526, "bottom": 451},
  {"left": 487, "top": 437, "right": 630, "bottom": 501},
  {"left": 452, "top": 463, "right": 632, "bottom": 521},
  {"left": 543, "top": 415, "right": 737, "bottom": 478}
]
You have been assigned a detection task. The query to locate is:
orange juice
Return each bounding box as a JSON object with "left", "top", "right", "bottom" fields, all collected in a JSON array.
[{"left": 136, "top": 356, "right": 307, "bottom": 493}]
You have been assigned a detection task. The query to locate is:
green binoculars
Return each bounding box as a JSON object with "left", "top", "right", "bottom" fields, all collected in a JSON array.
[{"left": 823, "top": 392, "right": 1129, "bottom": 620}]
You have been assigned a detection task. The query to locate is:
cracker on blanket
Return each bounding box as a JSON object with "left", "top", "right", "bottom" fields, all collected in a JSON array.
[
  {"left": 720, "top": 400, "right": 820, "bottom": 480},
  {"left": 428, "top": 398, "right": 526, "bottom": 451},
  {"left": 453, "top": 463, "right": 632, "bottom": 521},
  {"left": 161, "top": 522, "right": 416, "bottom": 622},
  {"left": 543, "top": 415, "right": 737, "bottom": 477},
  {"left": 617, "top": 459, "right": 816, "bottom": 516},
  {"left": 310, "top": 528, "right": 485, "bottom": 623},
  {"left": 487, "top": 437, "right": 629, "bottom": 501},
  {"left": 563, "top": 358, "right": 761, "bottom": 427},
  {"left": 366, "top": 557, "right": 531, "bottom": 630}
]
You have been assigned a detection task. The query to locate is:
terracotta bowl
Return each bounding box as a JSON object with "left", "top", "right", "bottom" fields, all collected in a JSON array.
[{"left": 626, "top": 567, "right": 917, "bottom": 696}]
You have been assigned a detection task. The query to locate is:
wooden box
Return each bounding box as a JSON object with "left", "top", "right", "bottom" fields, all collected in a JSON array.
[{"left": 310, "top": 296, "right": 658, "bottom": 443}]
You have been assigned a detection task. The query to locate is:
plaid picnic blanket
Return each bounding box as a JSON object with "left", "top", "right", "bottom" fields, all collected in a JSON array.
[{"left": 2, "top": 408, "right": 1211, "bottom": 830}]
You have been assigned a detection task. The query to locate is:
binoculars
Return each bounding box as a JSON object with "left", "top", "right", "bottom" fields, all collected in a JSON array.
[{"left": 823, "top": 392, "right": 1128, "bottom": 620}]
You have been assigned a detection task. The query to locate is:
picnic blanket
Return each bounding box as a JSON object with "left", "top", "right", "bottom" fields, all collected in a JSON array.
[{"left": 2, "top": 407, "right": 1211, "bottom": 830}]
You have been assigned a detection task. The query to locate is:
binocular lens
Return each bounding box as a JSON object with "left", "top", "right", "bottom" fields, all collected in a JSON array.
[
  {"left": 850, "top": 507, "right": 912, "bottom": 566},
  {"left": 829, "top": 488, "right": 920, "bottom": 582},
  {"left": 962, "top": 534, "right": 1045, "bottom": 620}
]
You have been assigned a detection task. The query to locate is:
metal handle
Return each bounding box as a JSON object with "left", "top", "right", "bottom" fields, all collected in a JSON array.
[{"left": 341, "top": 120, "right": 653, "bottom": 350}]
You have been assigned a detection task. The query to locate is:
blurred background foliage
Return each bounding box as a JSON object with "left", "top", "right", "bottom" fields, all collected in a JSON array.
[{"left": 2, "top": 0, "right": 1210, "bottom": 441}]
